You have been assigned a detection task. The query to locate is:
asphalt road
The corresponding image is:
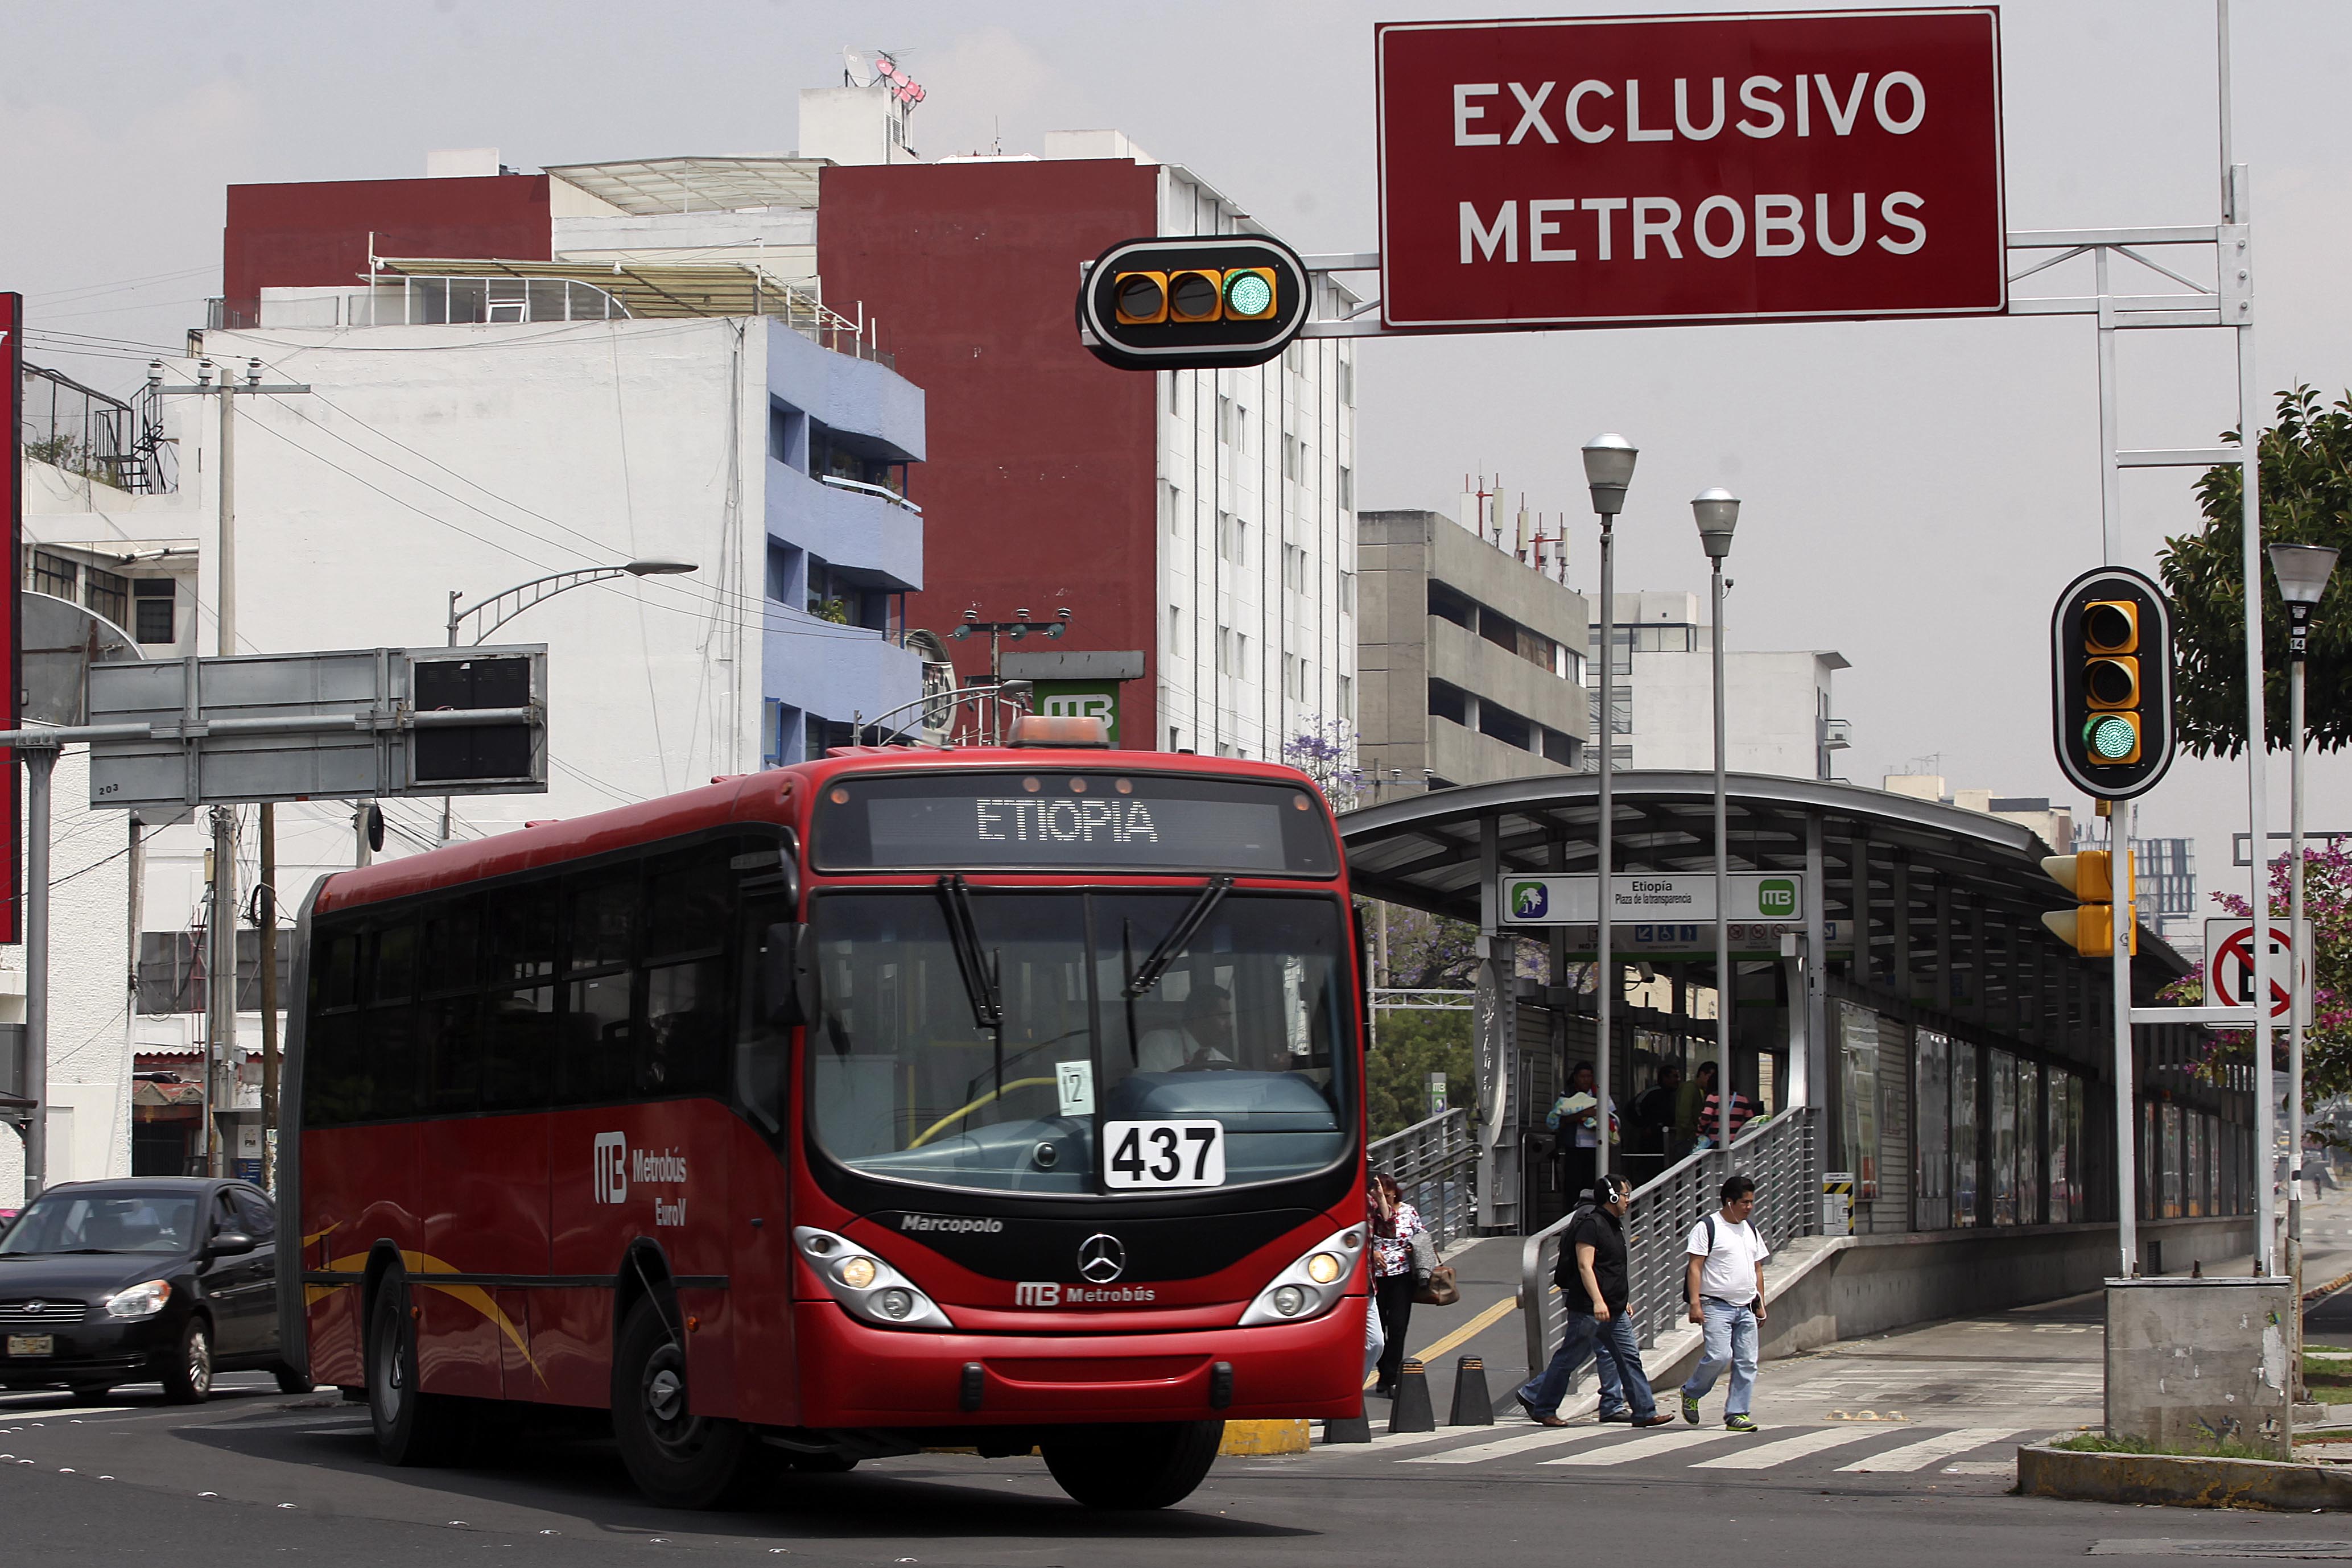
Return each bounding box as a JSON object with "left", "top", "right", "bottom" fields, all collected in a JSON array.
[{"left": 3, "top": 1302, "right": 2349, "bottom": 1568}]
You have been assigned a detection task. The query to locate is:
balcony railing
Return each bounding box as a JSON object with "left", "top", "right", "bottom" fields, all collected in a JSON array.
[
  {"left": 1519, "top": 1105, "right": 1819, "bottom": 1376},
  {"left": 818, "top": 473, "right": 922, "bottom": 514}
]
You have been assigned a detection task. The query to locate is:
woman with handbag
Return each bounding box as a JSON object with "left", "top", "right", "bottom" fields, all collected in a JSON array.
[{"left": 1367, "top": 1171, "right": 1426, "bottom": 1398}]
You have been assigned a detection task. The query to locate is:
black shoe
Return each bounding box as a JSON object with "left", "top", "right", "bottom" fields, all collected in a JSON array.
[
  {"left": 1373, "top": 1383, "right": 1397, "bottom": 1399},
  {"left": 1598, "top": 1409, "right": 1635, "bottom": 1424}
]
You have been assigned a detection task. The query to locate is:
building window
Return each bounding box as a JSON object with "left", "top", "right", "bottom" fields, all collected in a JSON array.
[
  {"left": 1587, "top": 625, "right": 1634, "bottom": 676},
  {"left": 1541, "top": 728, "right": 1576, "bottom": 766},
  {"left": 26, "top": 549, "right": 77, "bottom": 602},
  {"left": 1282, "top": 653, "right": 1298, "bottom": 699},
  {"left": 1167, "top": 604, "right": 1185, "bottom": 658},
  {"left": 1338, "top": 465, "right": 1354, "bottom": 509},
  {"left": 1478, "top": 702, "right": 1532, "bottom": 750},
  {"left": 1164, "top": 481, "right": 1183, "bottom": 534},
  {"left": 1218, "top": 512, "right": 1246, "bottom": 566},
  {"left": 1217, "top": 626, "right": 1248, "bottom": 677},
  {"left": 1339, "top": 571, "right": 1356, "bottom": 614},
  {"left": 1338, "top": 358, "right": 1354, "bottom": 408},
  {"left": 1282, "top": 544, "right": 1308, "bottom": 593},
  {"left": 1427, "top": 678, "right": 1469, "bottom": 726},
  {"left": 1338, "top": 674, "right": 1354, "bottom": 720},
  {"left": 767, "top": 401, "right": 806, "bottom": 469},
  {"left": 84, "top": 564, "right": 129, "bottom": 629},
  {"left": 133, "top": 579, "right": 176, "bottom": 645},
  {"left": 1282, "top": 433, "right": 1303, "bottom": 482},
  {"left": 1590, "top": 690, "right": 1633, "bottom": 735},
  {"left": 765, "top": 540, "right": 802, "bottom": 604},
  {"left": 1218, "top": 395, "right": 1237, "bottom": 447},
  {"left": 1427, "top": 581, "right": 1476, "bottom": 632}
]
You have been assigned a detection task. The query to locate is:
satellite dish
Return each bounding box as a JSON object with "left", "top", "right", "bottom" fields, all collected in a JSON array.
[{"left": 842, "top": 47, "right": 873, "bottom": 86}]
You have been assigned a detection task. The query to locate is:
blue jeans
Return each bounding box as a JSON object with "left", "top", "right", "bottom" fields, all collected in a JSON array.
[
  {"left": 1516, "top": 1310, "right": 1654, "bottom": 1420},
  {"left": 1680, "top": 1299, "right": 1760, "bottom": 1418}
]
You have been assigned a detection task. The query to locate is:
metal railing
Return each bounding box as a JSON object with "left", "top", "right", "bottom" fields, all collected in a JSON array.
[
  {"left": 818, "top": 473, "right": 922, "bottom": 514},
  {"left": 1369, "top": 1107, "right": 1477, "bottom": 1252},
  {"left": 851, "top": 679, "right": 1035, "bottom": 750},
  {"left": 1520, "top": 1105, "right": 1818, "bottom": 1376}
]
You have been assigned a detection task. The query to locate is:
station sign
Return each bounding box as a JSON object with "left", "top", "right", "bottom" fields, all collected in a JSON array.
[
  {"left": 1375, "top": 9, "right": 2006, "bottom": 329},
  {"left": 1500, "top": 871, "right": 1806, "bottom": 924}
]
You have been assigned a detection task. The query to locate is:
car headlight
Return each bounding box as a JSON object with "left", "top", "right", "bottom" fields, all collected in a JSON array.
[
  {"left": 792, "top": 1227, "right": 952, "bottom": 1331},
  {"left": 103, "top": 1280, "right": 171, "bottom": 1319},
  {"left": 1239, "top": 1225, "right": 1365, "bottom": 1327}
]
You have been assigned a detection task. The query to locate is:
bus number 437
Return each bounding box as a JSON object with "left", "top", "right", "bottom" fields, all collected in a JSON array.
[{"left": 1104, "top": 1119, "right": 1224, "bottom": 1189}]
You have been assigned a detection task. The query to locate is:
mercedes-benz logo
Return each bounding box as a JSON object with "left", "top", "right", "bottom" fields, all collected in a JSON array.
[{"left": 1076, "top": 1233, "right": 1125, "bottom": 1284}]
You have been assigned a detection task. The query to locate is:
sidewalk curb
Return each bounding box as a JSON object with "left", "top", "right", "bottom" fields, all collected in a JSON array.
[{"left": 2016, "top": 1443, "right": 2352, "bottom": 1511}]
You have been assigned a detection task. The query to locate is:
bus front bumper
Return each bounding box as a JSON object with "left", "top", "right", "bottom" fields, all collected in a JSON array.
[{"left": 791, "top": 1295, "right": 1369, "bottom": 1426}]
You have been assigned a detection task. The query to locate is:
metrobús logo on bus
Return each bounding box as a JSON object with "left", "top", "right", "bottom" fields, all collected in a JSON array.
[
  {"left": 1014, "top": 1282, "right": 1158, "bottom": 1307},
  {"left": 592, "top": 1132, "right": 689, "bottom": 1226}
]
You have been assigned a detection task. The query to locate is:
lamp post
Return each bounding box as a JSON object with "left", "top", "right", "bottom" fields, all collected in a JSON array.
[
  {"left": 439, "top": 559, "right": 699, "bottom": 840},
  {"left": 1582, "top": 434, "right": 1638, "bottom": 1177},
  {"left": 1693, "top": 488, "right": 1741, "bottom": 1162},
  {"left": 2268, "top": 540, "right": 2337, "bottom": 1337}
]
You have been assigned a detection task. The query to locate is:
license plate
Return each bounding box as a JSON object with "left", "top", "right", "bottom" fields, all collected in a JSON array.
[
  {"left": 6, "top": 1334, "right": 53, "bottom": 1357},
  {"left": 1104, "top": 1119, "right": 1225, "bottom": 1189}
]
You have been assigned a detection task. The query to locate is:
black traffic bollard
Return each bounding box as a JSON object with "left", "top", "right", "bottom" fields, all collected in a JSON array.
[
  {"left": 1323, "top": 1398, "right": 1373, "bottom": 1445},
  {"left": 1388, "top": 1358, "right": 1437, "bottom": 1434},
  {"left": 1449, "top": 1354, "right": 1494, "bottom": 1426}
]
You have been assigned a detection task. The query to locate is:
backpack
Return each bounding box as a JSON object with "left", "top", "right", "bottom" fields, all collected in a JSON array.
[
  {"left": 1685, "top": 1216, "right": 1761, "bottom": 1311},
  {"left": 1552, "top": 1202, "right": 1598, "bottom": 1291}
]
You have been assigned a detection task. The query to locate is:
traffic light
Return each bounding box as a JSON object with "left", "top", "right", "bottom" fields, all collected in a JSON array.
[
  {"left": 1078, "top": 235, "right": 1311, "bottom": 372},
  {"left": 2039, "top": 849, "right": 2138, "bottom": 958},
  {"left": 2050, "top": 566, "right": 2174, "bottom": 799}
]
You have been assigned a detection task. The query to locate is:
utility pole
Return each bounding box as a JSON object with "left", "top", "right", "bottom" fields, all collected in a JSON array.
[{"left": 154, "top": 356, "right": 307, "bottom": 1177}]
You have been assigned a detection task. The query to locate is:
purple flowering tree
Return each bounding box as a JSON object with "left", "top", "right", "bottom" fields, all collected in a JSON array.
[
  {"left": 2159, "top": 843, "right": 2352, "bottom": 1106},
  {"left": 1282, "top": 717, "right": 1368, "bottom": 814}
]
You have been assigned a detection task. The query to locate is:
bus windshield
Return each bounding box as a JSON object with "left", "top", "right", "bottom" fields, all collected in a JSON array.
[{"left": 807, "top": 889, "right": 1352, "bottom": 1195}]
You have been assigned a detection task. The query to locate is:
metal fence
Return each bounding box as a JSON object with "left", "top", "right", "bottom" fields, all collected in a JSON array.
[
  {"left": 1369, "top": 1107, "right": 1477, "bottom": 1251},
  {"left": 1519, "top": 1105, "right": 1818, "bottom": 1377}
]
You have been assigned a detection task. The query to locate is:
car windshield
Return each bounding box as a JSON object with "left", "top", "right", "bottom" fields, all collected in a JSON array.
[
  {"left": 807, "top": 890, "right": 1353, "bottom": 1195},
  {"left": 0, "top": 1192, "right": 200, "bottom": 1255}
]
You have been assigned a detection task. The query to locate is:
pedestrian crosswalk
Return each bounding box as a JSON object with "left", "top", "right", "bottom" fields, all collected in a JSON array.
[{"left": 1307, "top": 1419, "right": 2045, "bottom": 1478}]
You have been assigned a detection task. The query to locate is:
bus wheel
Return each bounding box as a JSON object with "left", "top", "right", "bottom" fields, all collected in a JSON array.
[
  {"left": 612, "top": 1294, "right": 750, "bottom": 1508},
  {"left": 368, "top": 1276, "right": 468, "bottom": 1466},
  {"left": 1040, "top": 1421, "right": 1223, "bottom": 1510}
]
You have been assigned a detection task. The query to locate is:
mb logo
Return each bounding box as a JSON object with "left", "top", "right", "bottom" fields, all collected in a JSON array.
[
  {"left": 1015, "top": 1282, "right": 1061, "bottom": 1307},
  {"left": 593, "top": 1132, "right": 628, "bottom": 1204},
  {"left": 1758, "top": 878, "right": 1798, "bottom": 917},
  {"left": 1511, "top": 881, "right": 1549, "bottom": 920}
]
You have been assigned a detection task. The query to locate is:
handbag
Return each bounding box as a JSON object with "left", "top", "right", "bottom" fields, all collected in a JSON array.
[{"left": 1415, "top": 1261, "right": 1460, "bottom": 1307}]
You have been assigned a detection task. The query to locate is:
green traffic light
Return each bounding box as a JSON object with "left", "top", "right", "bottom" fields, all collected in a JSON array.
[
  {"left": 2085, "top": 713, "right": 2137, "bottom": 761},
  {"left": 1224, "top": 271, "right": 1274, "bottom": 317}
]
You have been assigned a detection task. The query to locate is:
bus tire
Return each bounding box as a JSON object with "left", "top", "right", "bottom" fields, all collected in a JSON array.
[
  {"left": 612, "top": 1294, "right": 750, "bottom": 1508},
  {"left": 368, "top": 1276, "right": 468, "bottom": 1466},
  {"left": 1040, "top": 1421, "right": 1223, "bottom": 1510}
]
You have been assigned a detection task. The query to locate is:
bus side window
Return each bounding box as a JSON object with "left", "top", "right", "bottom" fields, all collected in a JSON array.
[
  {"left": 364, "top": 925, "right": 422, "bottom": 1120},
  {"left": 303, "top": 928, "right": 367, "bottom": 1127},
  {"left": 562, "top": 870, "right": 638, "bottom": 1105},
  {"left": 735, "top": 898, "right": 799, "bottom": 1134},
  {"left": 484, "top": 887, "right": 558, "bottom": 1111},
  {"left": 420, "top": 900, "right": 483, "bottom": 1115}
]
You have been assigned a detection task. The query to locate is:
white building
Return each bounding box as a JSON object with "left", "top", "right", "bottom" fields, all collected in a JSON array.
[{"left": 1589, "top": 591, "right": 1851, "bottom": 779}]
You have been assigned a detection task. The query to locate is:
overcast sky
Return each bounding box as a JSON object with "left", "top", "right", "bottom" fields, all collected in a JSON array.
[{"left": 11, "top": 0, "right": 2349, "bottom": 927}]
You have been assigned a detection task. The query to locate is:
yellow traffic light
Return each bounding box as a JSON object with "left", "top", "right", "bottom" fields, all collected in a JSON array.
[
  {"left": 2082, "top": 600, "right": 2138, "bottom": 654},
  {"left": 1113, "top": 271, "right": 1168, "bottom": 325},
  {"left": 2039, "top": 849, "right": 2136, "bottom": 957},
  {"left": 1167, "top": 268, "right": 1224, "bottom": 322}
]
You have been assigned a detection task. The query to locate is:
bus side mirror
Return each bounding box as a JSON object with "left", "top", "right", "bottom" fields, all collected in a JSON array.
[{"left": 761, "top": 923, "right": 815, "bottom": 1028}]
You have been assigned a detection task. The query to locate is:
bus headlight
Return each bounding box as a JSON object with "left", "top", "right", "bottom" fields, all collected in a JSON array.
[
  {"left": 791, "top": 1227, "right": 954, "bottom": 1331},
  {"left": 1239, "top": 1225, "right": 1365, "bottom": 1327}
]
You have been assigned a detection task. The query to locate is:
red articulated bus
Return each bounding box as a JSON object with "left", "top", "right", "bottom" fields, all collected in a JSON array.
[{"left": 278, "top": 729, "right": 1369, "bottom": 1509}]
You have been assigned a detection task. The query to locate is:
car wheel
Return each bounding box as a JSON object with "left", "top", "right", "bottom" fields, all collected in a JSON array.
[
  {"left": 274, "top": 1365, "right": 315, "bottom": 1395},
  {"left": 1039, "top": 1421, "right": 1223, "bottom": 1509},
  {"left": 366, "top": 1274, "right": 468, "bottom": 1466},
  {"left": 611, "top": 1293, "right": 750, "bottom": 1508},
  {"left": 160, "top": 1318, "right": 213, "bottom": 1405}
]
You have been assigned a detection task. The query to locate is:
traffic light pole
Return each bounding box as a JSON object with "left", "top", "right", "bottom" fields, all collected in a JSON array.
[{"left": 2110, "top": 799, "right": 2137, "bottom": 1276}]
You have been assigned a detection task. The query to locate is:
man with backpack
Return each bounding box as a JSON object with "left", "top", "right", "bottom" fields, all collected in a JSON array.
[
  {"left": 1512, "top": 1175, "right": 1676, "bottom": 1428},
  {"left": 1679, "top": 1173, "right": 1770, "bottom": 1432}
]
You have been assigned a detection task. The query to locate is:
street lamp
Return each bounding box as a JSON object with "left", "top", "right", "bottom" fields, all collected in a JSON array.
[
  {"left": 1582, "top": 432, "right": 1639, "bottom": 1179},
  {"left": 2269, "top": 539, "right": 2337, "bottom": 1326},
  {"left": 438, "top": 559, "right": 700, "bottom": 841},
  {"left": 446, "top": 558, "right": 698, "bottom": 646},
  {"left": 1693, "top": 488, "right": 1741, "bottom": 1159}
]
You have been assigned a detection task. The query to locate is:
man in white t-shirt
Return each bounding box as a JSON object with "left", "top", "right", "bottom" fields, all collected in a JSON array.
[{"left": 1678, "top": 1173, "right": 1769, "bottom": 1432}]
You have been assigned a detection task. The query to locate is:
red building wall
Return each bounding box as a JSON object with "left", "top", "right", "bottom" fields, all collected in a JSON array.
[
  {"left": 815, "top": 161, "right": 1162, "bottom": 748},
  {"left": 221, "top": 175, "right": 554, "bottom": 319}
]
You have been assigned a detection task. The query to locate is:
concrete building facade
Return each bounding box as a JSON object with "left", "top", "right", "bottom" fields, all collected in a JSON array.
[
  {"left": 1590, "top": 590, "right": 1851, "bottom": 779},
  {"left": 1356, "top": 507, "right": 1590, "bottom": 800}
]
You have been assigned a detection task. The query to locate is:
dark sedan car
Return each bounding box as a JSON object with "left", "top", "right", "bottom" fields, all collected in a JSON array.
[{"left": 0, "top": 1177, "right": 304, "bottom": 1402}]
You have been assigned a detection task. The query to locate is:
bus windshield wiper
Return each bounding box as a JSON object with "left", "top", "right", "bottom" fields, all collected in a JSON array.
[
  {"left": 936, "top": 874, "right": 1002, "bottom": 1030},
  {"left": 1123, "top": 876, "right": 1233, "bottom": 998}
]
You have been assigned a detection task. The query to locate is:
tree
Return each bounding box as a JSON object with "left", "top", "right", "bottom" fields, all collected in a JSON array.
[
  {"left": 2160, "top": 843, "right": 2352, "bottom": 1108},
  {"left": 1364, "top": 1005, "right": 1473, "bottom": 1140},
  {"left": 2161, "top": 386, "right": 2352, "bottom": 757},
  {"left": 1282, "top": 717, "right": 1367, "bottom": 812}
]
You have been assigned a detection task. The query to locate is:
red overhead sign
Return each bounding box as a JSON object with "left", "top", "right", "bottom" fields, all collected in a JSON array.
[{"left": 1375, "top": 9, "right": 2006, "bottom": 329}]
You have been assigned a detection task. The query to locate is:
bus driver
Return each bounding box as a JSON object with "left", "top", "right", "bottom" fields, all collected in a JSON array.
[{"left": 1137, "top": 980, "right": 1237, "bottom": 1072}]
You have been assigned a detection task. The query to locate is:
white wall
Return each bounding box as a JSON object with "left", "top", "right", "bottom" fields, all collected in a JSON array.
[{"left": 1634, "top": 649, "right": 1837, "bottom": 778}]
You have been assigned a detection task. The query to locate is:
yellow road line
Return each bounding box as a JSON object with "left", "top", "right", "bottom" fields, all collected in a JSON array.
[{"left": 1366, "top": 1294, "right": 1519, "bottom": 1387}]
